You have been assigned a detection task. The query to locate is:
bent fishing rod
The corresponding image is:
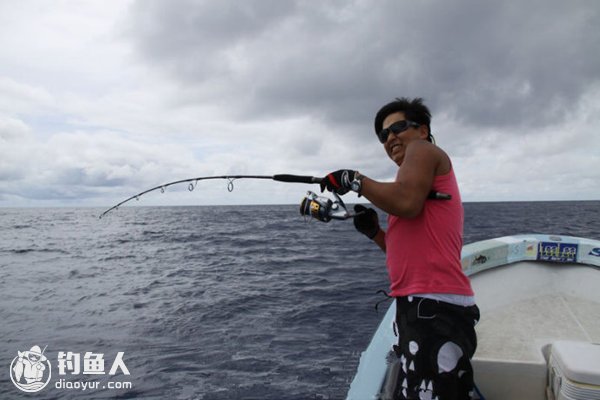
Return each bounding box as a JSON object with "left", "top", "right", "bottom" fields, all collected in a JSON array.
[
  {"left": 98, "top": 173, "right": 451, "bottom": 220},
  {"left": 98, "top": 174, "right": 320, "bottom": 219}
]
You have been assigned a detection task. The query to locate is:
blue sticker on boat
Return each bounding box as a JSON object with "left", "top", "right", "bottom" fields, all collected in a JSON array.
[{"left": 537, "top": 242, "right": 578, "bottom": 262}]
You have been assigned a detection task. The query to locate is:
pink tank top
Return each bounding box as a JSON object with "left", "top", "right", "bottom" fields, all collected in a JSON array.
[{"left": 385, "top": 167, "right": 473, "bottom": 297}]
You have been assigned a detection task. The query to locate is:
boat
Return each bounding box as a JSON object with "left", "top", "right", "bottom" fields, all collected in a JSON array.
[{"left": 346, "top": 234, "right": 600, "bottom": 400}]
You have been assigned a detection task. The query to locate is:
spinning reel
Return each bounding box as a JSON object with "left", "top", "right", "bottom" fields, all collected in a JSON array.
[{"left": 299, "top": 191, "right": 361, "bottom": 222}]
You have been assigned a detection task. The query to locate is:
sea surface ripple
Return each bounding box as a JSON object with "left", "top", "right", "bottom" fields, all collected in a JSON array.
[{"left": 1, "top": 201, "right": 598, "bottom": 399}]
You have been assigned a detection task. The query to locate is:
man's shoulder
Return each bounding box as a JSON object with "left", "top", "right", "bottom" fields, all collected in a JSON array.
[
  {"left": 407, "top": 140, "right": 448, "bottom": 159},
  {"left": 406, "top": 140, "right": 450, "bottom": 174}
]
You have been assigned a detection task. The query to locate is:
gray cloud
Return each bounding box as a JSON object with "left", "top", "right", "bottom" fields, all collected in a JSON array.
[
  {"left": 127, "top": 0, "right": 600, "bottom": 132},
  {"left": 1, "top": 1, "right": 598, "bottom": 205},
  {"left": 128, "top": 0, "right": 297, "bottom": 80}
]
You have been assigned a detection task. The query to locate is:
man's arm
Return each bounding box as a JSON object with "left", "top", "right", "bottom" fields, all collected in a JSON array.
[
  {"left": 371, "top": 229, "right": 386, "bottom": 252},
  {"left": 360, "top": 141, "right": 440, "bottom": 218}
]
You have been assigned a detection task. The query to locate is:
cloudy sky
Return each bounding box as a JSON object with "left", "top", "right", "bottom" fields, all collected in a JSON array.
[{"left": 1, "top": 0, "right": 599, "bottom": 209}]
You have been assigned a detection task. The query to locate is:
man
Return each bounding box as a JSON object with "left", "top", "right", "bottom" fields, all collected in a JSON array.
[
  {"left": 13, "top": 345, "right": 47, "bottom": 384},
  {"left": 320, "top": 98, "right": 479, "bottom": 400}
]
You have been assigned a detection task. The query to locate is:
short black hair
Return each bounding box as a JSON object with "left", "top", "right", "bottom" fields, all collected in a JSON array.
[{"left": 374, "top": 97, "right": 433, "bottom": 142}]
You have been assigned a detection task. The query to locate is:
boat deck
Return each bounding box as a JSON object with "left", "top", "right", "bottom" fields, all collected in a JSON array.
[
  {"left": 473, "top": 261, "right": 600, "bottom": 363},
  {"left": 476, "top": 292, "right": 600, "bottom": 362},
  {"left": 471, "top": 261, "right": 600, "bottom": 399}
]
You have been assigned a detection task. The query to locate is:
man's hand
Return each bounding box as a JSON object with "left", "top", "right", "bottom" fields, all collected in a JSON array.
[
  {"left": 353, "top": 204, "right": 380, "bottom": 239},
  {"left": 320, "top": 169, "right": 357, "bottom": 195}
]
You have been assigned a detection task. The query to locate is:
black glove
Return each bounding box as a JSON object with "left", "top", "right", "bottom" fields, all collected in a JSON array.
[
  {"left": 320, "top": 169, "right": 357, "bottom": 195},
  {"left": 353, "top": 204, "right": 380, "bottom": 239}
]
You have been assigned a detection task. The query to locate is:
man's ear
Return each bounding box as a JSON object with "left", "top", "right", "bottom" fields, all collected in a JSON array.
[{"left": 419, "top": 124, "right": 430, "bottom": 140}]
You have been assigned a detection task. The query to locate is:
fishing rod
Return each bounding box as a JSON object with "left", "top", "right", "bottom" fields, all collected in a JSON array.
[
  {"left": 98, "top": 174, "right": 322, "bottom": 219},
  {"left": 98, "top": 173, "right": 451, "bottom": 220}
]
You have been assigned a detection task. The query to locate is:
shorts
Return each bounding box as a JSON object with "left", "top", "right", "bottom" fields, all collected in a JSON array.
[{"left": 383, "top": 296, "right": 480, "bottom": 400}]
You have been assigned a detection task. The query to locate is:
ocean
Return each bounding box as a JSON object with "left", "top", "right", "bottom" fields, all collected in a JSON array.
[{"left": 1, "top": 201, "right": 599, "bottom": 399}]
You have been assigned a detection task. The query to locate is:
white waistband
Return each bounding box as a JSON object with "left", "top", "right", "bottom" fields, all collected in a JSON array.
[{"left": 412, "top": 293, "right": 476, "bottom": 307}]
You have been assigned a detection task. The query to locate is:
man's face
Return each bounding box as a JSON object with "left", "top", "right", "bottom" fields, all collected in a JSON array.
[{"left": 381, "top": 111, "right": 427, "bottom": 166}]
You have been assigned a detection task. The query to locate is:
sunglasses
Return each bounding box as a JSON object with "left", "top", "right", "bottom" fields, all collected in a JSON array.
[{"left": 377, "top": 120, "right": 420, "bottom": 143}]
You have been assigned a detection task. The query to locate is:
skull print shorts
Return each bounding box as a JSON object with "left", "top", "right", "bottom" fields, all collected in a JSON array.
[{"left": 386, "top": 296, "right": 480, "bottom": 400}]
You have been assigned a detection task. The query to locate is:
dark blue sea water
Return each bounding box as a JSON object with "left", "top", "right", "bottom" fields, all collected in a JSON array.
[{"left": 1, "top": 201, "right": 599, "bottom": 400}]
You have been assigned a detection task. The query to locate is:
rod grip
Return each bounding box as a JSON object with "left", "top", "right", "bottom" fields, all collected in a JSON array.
[
  {"left": 272, "top": 174, "right": 322, "bottom": 184},
  {"left": 428, "top": 190, "right": 451, "bottom": 200}
]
